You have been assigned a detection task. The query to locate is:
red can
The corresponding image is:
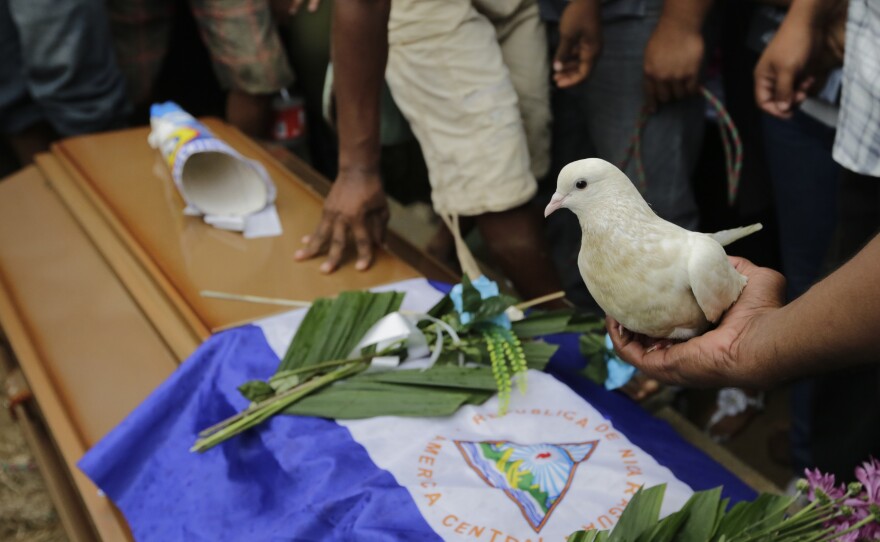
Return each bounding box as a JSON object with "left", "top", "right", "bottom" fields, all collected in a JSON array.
[{"left": 273, "top": 89, "right": 306, "bottom": 147}]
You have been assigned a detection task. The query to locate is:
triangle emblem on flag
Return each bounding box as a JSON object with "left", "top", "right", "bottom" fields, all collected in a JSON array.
[{"left": 454, "top": 439, "right": 599, "bottom": 532}]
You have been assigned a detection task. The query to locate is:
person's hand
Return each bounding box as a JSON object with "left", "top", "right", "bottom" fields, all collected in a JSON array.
[
  {"left": 607, "top": 257, "right": 786, "bottom": 389},
  {"left": 643, "top": 17, "right": 704, "bottom": 112},
  {"left": 754, "top": 12, "right": 817, "bottom": 119},
  {"left": 270, "top": 0, "right": 321, "bottom": 20},
  {"left": 289, "top": 0, "right": 321, "bottom": 14},
  {"left": 294, "top": 169, "right": 390, "bottom": 273},
  {"left": 554, "top": 0, "right": 602, "bottom": 88}
]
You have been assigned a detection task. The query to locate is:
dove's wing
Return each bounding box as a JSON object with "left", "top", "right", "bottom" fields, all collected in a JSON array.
[{"left": 686, "top": 235, "right": 747, "bottom": 323}]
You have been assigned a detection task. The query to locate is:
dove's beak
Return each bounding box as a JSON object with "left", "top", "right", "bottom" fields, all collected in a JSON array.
[{"left": 544, "top": 193, "right": 567, "bottom": 217}]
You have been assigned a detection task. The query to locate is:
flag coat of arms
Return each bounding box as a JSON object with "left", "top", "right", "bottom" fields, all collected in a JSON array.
[
  {"left": 454, "top": 439, "right": 598, "bottom": 531},
  {"left": 79, "top": 279, "right": 754, "bottom": 541}
]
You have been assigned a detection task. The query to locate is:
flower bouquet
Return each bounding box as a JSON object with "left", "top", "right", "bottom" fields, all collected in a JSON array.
[
  {"left": 192, "top": 276, "right": 601, "bottom": 452},
  {"left": 566, "top": 459, "right": 880, "bottom": 542}
]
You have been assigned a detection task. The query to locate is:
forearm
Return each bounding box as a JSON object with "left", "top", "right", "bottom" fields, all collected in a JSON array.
[
  {"left": 784, "top": 0, "right": 847, "bottom": 27},
  {"left": 745, "top": 235, "right": 880, "bottom": 381},
  {"left": 332, "top": 0, "right": 390, "bottom": 174},
  {"left": 657, "top": 0, "right": 714, "bottom": 32}
]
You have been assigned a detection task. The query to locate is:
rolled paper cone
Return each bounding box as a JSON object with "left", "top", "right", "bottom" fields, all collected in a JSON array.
[{"left": 148, "top": 102, "right": 277, "bottom": 223}]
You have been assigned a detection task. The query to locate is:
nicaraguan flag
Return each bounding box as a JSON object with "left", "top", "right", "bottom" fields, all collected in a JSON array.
[{"left": 79, "top": 279, "right": 754, "bottom": 541}]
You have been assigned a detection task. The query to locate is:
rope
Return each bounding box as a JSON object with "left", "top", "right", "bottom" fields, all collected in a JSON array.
[
  {"left": 439, "top": 212, "right": 482, "bottom": 281},
  {"left": 618, "top": 86, "right": 743, "bottom": 206}
]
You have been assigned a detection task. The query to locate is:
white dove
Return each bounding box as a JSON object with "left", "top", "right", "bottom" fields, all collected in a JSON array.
[{"left": 544, "top": 158, "right": 762, "bottom": 341}]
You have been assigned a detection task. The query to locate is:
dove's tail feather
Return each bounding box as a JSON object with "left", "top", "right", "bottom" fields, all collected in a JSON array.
[{"left": 709, "top": 223, "right": 763, "bottom": 246}]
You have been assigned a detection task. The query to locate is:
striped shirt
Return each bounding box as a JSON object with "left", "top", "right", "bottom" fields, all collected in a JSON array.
[{"left": 833, "top": 0, "right": 880, "bottom": 177}]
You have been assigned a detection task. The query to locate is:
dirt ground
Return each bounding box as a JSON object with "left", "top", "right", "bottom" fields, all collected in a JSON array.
[{"left": 0, "top": 361, "right": 66, "bottom": 542}]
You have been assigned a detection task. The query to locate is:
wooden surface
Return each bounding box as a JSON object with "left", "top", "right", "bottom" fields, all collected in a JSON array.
[
  {"left": 656, "top": 407, "right": 781, "bottom": 495},
  {"left": 0, "top": 167, "right": 178, "bottom": 541},
  {"left": 36, "top": 153, "right": 203, "bottom": 360},
  {"left": 53, "top": 119, "right": 421, "bottom": 333}
]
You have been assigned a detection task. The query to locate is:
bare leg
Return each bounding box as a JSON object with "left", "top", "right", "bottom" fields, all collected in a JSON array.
[
  {"left": 6, "top": 122, "right": 55, "bottom": 166},
  {"left": 226, "top": 90, "right": 274, "bottom": 140},
  {"left": 426, "top": 217, "right": 476, "bottom": 274},
  {"left": 474, "top": 203, "right": 563, "bottom": 302}
]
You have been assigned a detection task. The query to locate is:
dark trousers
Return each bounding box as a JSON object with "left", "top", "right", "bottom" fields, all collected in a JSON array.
[
  {"left": 762, "top": 110, "right": 841, "bottom": 472},
  {"left": 811, "top": 170, "right": 880, "bottom": 479}
]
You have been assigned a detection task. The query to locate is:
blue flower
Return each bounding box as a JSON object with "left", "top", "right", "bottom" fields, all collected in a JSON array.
[
  {"left": 603, "top": 333, "right": 636, "bottom": 390},
  {"left": 449, "top": 275, "right": 511, "bottom": 329}
]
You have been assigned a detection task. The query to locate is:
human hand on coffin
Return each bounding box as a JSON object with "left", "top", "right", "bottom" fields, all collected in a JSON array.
[
  {"left": 294, "top": 168, "right": 390, "bottom": 273},
  {"left": 606, "top": 257, "right": 785, "bottom": 389}
]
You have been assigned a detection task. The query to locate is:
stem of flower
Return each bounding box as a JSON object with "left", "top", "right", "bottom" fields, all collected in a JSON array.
[
  {"left": 776, "top": 513, "right": 839, "bottom": 540},
  {"left": 813, "top": 514, "right": 876, "bottom": 542},
  {"left": 191, "top": 362, "right": 368, "bottom": 452},
  {"left": 196, "top": 343, "right": 403, "bottom": 439},
  {"left": 798, "top": 525, "right": 837, "bottom": 542},
  {"left": 274, "top": 353, "right": 381, "bottom": 377},
  {"left": 735, "top": 499, "right": 833, "bottom": 542}
]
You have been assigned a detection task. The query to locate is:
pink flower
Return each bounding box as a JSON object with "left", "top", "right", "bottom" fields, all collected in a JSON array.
[
  {"left": 805, "top": 468, "right": 846, "bottom": 501},
  {"left": 855, "top": 457, "right": 880, "bottom": 505},
  {"left": 804, "top": 463, "right": 880, "bottom": 541}
]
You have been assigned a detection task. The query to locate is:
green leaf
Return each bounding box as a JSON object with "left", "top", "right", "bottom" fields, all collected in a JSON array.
[
  {"left": 268, "top": 370, "right": 301, "bottom": 393},
  {"left": 470, "top": 294, "right": 517, "bottom": 322},
  {"left": 422, "top": 294, "right": 454, "bottom": 326},
  {"left": 579, "top": 332, "right": 607, "bottom": 356},
  {"left": 608, "top": 485, "right": 665, "bottom": 542},
  {"left": 358, "top": 365, "right": 500, "bottom": 391},
  {"left": 714, "top": 498, "right": 729, "bottom": 536},
  {"left": 512, "top": 311, "right": 576, "bottom": 338},
  {"left": 568, "top": 530, "right": 610, "bottom": 542},
  {"left": 674, "top": 487, "right": 722, "bottom": 542},
  {"left": 238, "top": 380, "right": 275, "bottom": 403},
  {"left": 636, "top": 508, "right": 689, "bottom": 542},
  {"left": 566, "top": 312, "right": 608, "bottom": 333},
  {"left": 458, "top": 343, "right": 485, "bottom": 364},
  {"left": 512, "top": 310, "right": 605, "bottom": 338},
  {"left": 278, "top": 291, "right": 404, "bottom": 371},
  {"left": 579, "top": 332, "right": 611, "bottom": 385},
  {"left": 521, "top": 340, "right": 559, "bottom": 370},
  {"left": 280, "top": 297, "right": 329, "bottom": 369},
  {"left": 460, "top": 275, "right": 482, "bottom": 313},
  {"left": 283, "top": 381, "right": 479, "bottom": 419},
  {"left": 714, "top": 493, "right": 795, "bottom": 540},
  {"left": 462, "top": 391, "right": 494, "bottom": 405},
  {"left": 581, "top": 357, "right": 608, "bottom": 386}
]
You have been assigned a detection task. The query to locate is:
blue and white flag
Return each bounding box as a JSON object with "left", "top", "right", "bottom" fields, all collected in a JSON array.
[{"left": 79, "top": 279, "right": 754, "bottom": 541}]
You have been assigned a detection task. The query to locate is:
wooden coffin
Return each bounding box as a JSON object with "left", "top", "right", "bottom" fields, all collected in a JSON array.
[
  {"left": 0, "top": 121, "right": 448, "bottom": 541},
  {"left": 0, "top": 122, "right": 776, "bottom": 542}
]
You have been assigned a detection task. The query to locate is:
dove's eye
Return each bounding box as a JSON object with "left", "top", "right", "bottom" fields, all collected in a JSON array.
[{"left": 575, "top": 179, "right": 588, "bottom": 190}]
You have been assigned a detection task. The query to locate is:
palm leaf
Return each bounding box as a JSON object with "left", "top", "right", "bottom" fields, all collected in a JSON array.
[{"left": 283, "top": 381, "right": 485, "bottom": 419}]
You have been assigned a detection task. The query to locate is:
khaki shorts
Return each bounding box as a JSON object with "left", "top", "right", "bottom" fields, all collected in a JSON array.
[{"left": 385, "top": 0, "right": 550, "bottom": 216}]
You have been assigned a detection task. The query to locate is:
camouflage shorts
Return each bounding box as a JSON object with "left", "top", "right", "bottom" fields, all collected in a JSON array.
[{"left": 107, "top": 0, "right": 294, "bottom": 105}]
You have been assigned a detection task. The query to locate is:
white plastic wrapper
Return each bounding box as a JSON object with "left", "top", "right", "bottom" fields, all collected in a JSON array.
[{"left": 148, "top": 102, "right": 282, "bottom": 238}]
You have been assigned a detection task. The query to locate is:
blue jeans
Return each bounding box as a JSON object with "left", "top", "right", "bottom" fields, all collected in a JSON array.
[
  {"left": 542, "top": 0, "right": 703, "bottom": 307},
  {"left": 762, "top": 109, "right": 840, "bottom": 472},
  {"left": 0, "top": 0, "right": 130, "bottom": 136},
  {"left": 762, "top": 110, "right": 840, "bottom": 301}
]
